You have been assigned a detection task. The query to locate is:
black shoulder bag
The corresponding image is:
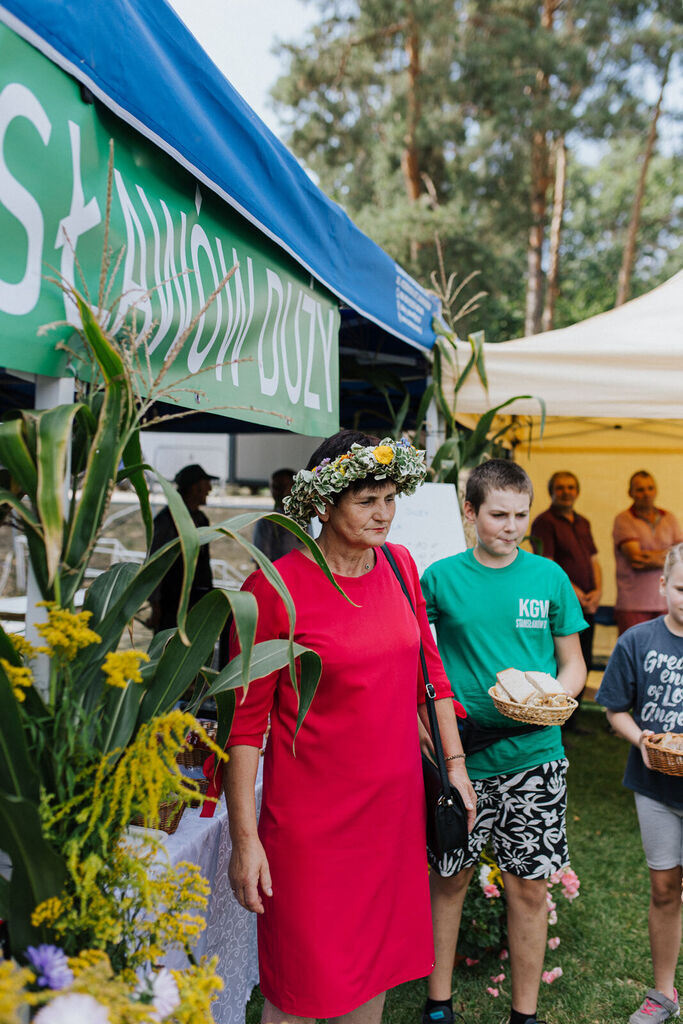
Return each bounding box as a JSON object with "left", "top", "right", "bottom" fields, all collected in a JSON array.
[{"left": 380, "top": 545, "right": 469, "bottom": 867}]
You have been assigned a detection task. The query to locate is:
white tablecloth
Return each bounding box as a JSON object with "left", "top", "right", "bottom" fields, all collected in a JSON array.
[{"left": 162, "top": 764, "right": 263, "bottom": 1023}]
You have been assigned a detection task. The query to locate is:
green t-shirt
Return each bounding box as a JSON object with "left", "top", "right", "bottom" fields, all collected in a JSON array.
[{"left": 421, "top": 547, "right": 587, "bottom": 780}]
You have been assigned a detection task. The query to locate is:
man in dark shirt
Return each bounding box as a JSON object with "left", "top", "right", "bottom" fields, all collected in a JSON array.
[
  {"left": 148, "top": 463, "right": 217, "bottom": 632},
  {"left": 252, "top": 468, "right": 300, "bottom": 562},
  {"left": 531, "top": 471, "right": 602, "bottom": 681}
]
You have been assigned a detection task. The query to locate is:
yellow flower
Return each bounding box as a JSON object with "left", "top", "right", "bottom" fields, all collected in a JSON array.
[
  {"left": 31, "top": 896, "right": 63, "bottom": 928},
  {"left": 0, "top": 957, "right": 36, "bottom": 1024},
  {"left": 36, "top": 603, "right": 100, "bottom": 660},
  {"left": 8, "top": 634, "right": 41, "bottom": 661},
  {"left": 1, "top": 658, "right": 33, "bottom": 702},
  {"left": 373, "top": 445, "right": 395, "bottom": 465},
  {"left": 102, "top": 649, "right": 149, "bottom": 689}
]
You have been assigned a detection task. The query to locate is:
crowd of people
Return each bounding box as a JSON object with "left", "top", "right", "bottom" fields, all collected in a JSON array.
[{"left": 153, "top": 440, "right": 681, "bottom": 1024}]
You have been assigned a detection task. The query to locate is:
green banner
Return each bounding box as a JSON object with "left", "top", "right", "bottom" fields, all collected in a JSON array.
[{"left": 0, "top": 26, "right": 340, "bottom": 435}]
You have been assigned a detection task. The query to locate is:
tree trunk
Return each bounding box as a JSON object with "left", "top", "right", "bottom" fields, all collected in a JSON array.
[
  {"left": 542, "top": 134, "right": 566, "bottom": 332},
  {"left": 524, "top": 0, "right": 555, "bottom": 336},
  {"left": 401, "top": 8, "right": 421, "bottom": 203},
  {"left": 615, "top": 53, "right": 671, "bottom": 307}
]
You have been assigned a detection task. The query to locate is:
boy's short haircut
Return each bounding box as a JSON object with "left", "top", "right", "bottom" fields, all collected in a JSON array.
[
  {"left": 465, "top": 458, "right": 534, "bottom": 513},
  {"left": 663, "top": 542, "right": 683, "bottom": 581}
]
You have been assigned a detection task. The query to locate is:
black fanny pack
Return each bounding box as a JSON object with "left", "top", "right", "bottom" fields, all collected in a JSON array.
[{"left": 459, "top": 715, "right": 546, "bottom": 755}]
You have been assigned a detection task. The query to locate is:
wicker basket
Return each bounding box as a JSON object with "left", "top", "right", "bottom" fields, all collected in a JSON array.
[
  {"left": 176, "top": 744, "right": 210, "bottom": 770},
  {"left": 643, "top": 734, "right": 683, "bottom": 777},
  {"left": 488, "top": 686, "right": 578, "bottom": 726},
  {"left": 180, "top": 775, "right": 210, "bottom": 809},
  {"left": 130, "top": 797, "right": 185, "bottom": 835}
]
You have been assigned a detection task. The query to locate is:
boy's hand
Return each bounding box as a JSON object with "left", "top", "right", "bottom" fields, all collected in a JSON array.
[{"left": 638, "top": 729, "right": 654, "bottom": 769}]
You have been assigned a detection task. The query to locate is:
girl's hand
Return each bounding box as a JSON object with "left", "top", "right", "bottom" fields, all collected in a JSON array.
[{"left": 638, "top": 729, "right": 654, "bottom": 769}]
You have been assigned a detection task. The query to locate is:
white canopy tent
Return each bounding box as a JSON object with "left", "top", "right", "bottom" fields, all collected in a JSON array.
[
  {"left": 444, "top": 271, "right": 683, "bottom": 610},
  {"left": 453, "top": 270, "right": 683, "bottom": 420}
]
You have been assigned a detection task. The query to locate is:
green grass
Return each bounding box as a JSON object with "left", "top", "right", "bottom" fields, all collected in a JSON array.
[{"left": 246, "top": 704, "right": 681, "bottom": 1023}]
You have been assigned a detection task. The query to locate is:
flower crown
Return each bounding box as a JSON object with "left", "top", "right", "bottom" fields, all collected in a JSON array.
[{"left": 283, "top": 437, "right": 427, "bottom": 525}]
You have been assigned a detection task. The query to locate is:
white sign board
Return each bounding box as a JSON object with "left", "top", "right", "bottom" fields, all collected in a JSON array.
[{"left": 388, "top": 482, "right": 466, "bottom": 577}]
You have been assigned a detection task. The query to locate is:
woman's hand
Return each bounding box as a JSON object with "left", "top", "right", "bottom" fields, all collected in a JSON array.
[
  {"left": 447, "top": 764, "right": 477, "bottom": 833},
  {"left": 228, "top": 835, "right": 273, "bottom": 914}
]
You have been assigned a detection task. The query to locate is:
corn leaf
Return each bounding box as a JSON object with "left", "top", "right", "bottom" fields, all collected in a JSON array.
[
  {"left": 75, "top": 293, "right": 126, "bottom": 381},
  {"left": 121, "top": 431, "right": 153, "bottom": 547},
  {"left": 35, "top": 405, "right": 82, "bottom": 586},
  {"left": 0, "top": 662, "right": 39, "bottom": 803},
  {"left": 0, "top": 793, "right": 67, "bottom": 952},
  {"left": 155, "top": 473, "right": 200, "bottom": 644},
  {"left": 293, "top": 649, "right": 323, "bottom": 747},
  {"left": 0, "top": 415, "right": 37, "bottom": 499},
  {"left": 138, "top": 589, "right": 232, "bottom": 723}
]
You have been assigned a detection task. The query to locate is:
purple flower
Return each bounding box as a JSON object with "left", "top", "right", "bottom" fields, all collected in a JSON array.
[{"left": 26, "top": 945, "right": 74, "bottom": 990}]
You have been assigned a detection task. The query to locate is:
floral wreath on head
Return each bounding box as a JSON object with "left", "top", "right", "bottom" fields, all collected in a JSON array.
[{"left": 283, "top": 437, "right": 427, "bottom": 525}]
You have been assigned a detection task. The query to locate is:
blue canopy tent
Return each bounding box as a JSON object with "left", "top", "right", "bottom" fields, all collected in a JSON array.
[{"left": 0, "top": 0, "right": 438, "bottom": 438}]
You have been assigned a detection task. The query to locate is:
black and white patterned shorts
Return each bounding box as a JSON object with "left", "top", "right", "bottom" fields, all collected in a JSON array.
[{"left": 432, "top": 758, "right": 569, "bottom": 879}]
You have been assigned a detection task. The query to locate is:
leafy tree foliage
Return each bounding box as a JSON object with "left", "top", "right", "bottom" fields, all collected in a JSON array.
[{"left": 272, "top": 0, "right": 681, "bottom": 340}]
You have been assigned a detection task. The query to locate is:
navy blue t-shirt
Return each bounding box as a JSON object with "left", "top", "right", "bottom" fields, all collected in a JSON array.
[{"left": 596, "top": 617, "right": 683, "bottom": 810}]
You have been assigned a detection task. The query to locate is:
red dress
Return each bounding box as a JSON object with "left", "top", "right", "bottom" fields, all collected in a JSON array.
[{"left": 229, "top": 543, "right": 463, "bottom": 1017}]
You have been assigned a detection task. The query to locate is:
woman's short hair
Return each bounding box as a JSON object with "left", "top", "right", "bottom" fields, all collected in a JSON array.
[
  {"left": 465, "top": 458, "right": 534, "bottom": 513},
  {"left": 306, "top": 430, "right": 384, "bottom": 499},
  {"left": 663, "top": 543, "right": 683, "bottom": 581}
]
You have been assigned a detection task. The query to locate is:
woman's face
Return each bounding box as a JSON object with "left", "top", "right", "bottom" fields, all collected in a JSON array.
[{"left": 320, "top": 480, "right": 397, "bottom": 550}]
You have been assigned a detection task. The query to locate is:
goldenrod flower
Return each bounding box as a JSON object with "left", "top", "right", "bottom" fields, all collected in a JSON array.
[
  {"left": 102, "top": 650, "right": 149, "bottom": 689},
  {"left": 36, "top": 603, "right": 100, "bottom": 660},
  {"left": 8, "top": 633, "right": 41, "bottom": 661},
  {"left": 1, "top": 658, "right": 33, "bottom": 702},
  {"left": 373, "top": 445, "right": 395, "bottom": 464},
  {"left": 31, "top": 896, "right": 63, "bottom": 928}
]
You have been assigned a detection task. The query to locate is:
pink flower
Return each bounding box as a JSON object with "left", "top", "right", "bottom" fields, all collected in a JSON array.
[
  {"left": 561, "top": 869, "right": 580, "bottom": 900},
  {"left": 465, "top": 957, "right": 479, "bottom": 967},
  {"left": 549, "top": 872, "right": 562, "bottom": 885},
  {"left": 545, "top": 892, "right": 556, "bottom": 910},
  {"left": 490, "top": 973, "right": 506, "bottom": 983},
  {"left": 548, "top": 910, "right": 558, "bottom": 925},
  {"left": 548, "top": 936, "right": 561, "bottom": 950},
  {"left": 542, "top": 967, "right": 563, "bottom": 984},
  {"left": 486, "top": 987, "right": 500, "bottom": 997},
  {"left": 483, "top": 883, "right": 501, "bottom": 899},
  {"left": 499, "top": 948, "right": 509, "bottom": 961}
]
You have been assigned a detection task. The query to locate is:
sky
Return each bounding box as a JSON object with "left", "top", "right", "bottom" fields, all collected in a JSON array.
[{"left": 166, "top": 0, "right": 313, "bottom": 136}]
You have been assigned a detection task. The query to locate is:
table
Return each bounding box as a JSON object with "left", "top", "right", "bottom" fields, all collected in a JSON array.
[{"left": 162, "top": 765, "right": 263, "bottom": 1023}]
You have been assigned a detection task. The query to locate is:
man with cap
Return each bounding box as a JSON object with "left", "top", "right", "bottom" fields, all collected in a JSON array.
[{"left": 148, "top": 463, "right": 217, "bottom": 632}]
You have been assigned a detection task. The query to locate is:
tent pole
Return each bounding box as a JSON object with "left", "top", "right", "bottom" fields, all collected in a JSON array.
[{"left": 25, "top": 375, "right": 74, "bottom": 699}]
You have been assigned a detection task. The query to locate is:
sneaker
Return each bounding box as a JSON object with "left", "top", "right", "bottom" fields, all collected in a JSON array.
[
  {"left": 630, "top": 989, "right": 680, "bottom": 1024},
  {"left": 422, "top": 1006, "right": 466, "bottom": 1024},
  {"left": 508, "top": 1018, "right": 547, "bottom": 1024},
  {"left": 422, "top": 1007, "right": 453, "bottom": 1024}
]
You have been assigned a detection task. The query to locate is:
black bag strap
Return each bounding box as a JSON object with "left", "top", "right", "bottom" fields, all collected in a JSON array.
[{"left": 380, "top": 544, "right": 453, "bottom": 798}]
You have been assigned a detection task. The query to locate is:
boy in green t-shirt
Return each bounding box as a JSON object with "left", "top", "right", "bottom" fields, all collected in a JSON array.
[{"left": 420, "top": 460, "right": 587, "bottom": 1024}]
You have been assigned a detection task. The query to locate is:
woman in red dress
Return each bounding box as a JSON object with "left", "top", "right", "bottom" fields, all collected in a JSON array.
[{"left": 224, "top": 430, "right": 476, "bottom": 1024}]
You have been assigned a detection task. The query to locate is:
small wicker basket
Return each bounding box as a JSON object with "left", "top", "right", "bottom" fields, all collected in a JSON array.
[
  {"left": 180, "top": 776, "right": 210, "bottom": 809},
  {"left": 176, "top": 744, "right": 210, "bottom": 770},
  {"left": 130, "top": 797, "right": 185, "bottom": 835},
  {"left": 488, "top": 686, "right": 578, "bottom": 727},
  {"left": 643, "top": 734, "right": 683, "bottom": 777}
]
